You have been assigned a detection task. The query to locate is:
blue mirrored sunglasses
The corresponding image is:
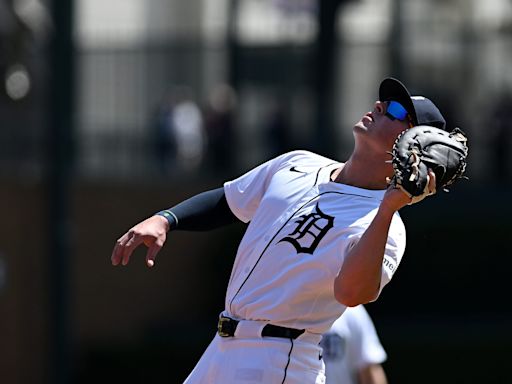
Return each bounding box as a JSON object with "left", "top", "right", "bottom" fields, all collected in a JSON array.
[{"left": 385, "top": 101, "right": 409, "bottom": 122}]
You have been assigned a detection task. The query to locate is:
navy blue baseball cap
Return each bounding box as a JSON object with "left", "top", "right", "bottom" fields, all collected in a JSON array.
[{"left": 379, "top": 77, "right": 446, "bottom": 130}]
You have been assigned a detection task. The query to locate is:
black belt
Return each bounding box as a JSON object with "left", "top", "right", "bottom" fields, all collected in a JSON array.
[{"left": 217, "top": 315, "right": 305, "bottom": 340}]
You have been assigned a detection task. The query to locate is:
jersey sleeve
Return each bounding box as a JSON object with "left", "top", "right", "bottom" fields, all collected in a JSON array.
[
  {"left": 378, "top": 213, "right": 406, "bottom": 294},
  {"left": 223, "top": 150, "right": 311, "bottom": 223},
  {"left": 345, "top": 305, "right": 387, "bottom": 369},
  {"left": 343, "top": 211, "right": 406, "bottom": 300}
]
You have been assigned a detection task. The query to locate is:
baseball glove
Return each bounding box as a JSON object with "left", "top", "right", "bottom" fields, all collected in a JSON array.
[{"left": 388, "top": 125, "right": 468, "bottom": 204}]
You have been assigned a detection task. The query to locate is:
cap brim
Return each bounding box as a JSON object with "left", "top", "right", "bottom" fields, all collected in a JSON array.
[{"left": 379, "top": 77, "right": 418, "bottom": 125}]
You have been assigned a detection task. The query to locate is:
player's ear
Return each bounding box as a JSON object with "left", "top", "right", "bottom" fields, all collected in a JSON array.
[{"left": 374, "top": 101, "right": 386, "bottom": 114}]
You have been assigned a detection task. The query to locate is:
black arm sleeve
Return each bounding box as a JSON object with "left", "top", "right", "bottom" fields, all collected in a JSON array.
[{"left": 157, "top": 187, "right": 240, "bottom": 231}]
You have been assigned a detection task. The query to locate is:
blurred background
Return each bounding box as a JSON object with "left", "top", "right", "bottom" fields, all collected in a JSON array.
[{"left": 0, "top": 0, "right": 510, "bottom": 383}]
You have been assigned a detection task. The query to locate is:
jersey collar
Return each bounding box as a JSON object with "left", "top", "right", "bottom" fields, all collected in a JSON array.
[{"left": 318, "top": 163, "right": 387, "bottom": 200}]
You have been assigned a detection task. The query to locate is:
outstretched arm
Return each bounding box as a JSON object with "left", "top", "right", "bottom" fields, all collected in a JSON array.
[{"left": 111, "top": 187, "right": 239, "bottom": 268}]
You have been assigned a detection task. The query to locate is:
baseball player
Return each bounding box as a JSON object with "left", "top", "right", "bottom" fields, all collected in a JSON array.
[
  {"left": 111, "top": 78, "right": 447, "bottom": 383},
  {"left": 321, "top": 305, "right": 387, "bottom": 384}
]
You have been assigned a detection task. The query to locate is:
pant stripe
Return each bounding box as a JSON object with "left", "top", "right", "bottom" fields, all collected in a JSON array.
[{"left": 281, "top": 339, "right": 294, "bottom": 384}]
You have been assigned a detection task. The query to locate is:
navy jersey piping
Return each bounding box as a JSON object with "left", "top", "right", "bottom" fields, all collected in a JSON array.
[
  {"left": 228, "top": 190, "right": 373, "bottom": 313},
  {"left": 313, "top": 162, "right": 338, "bottom": 186}
]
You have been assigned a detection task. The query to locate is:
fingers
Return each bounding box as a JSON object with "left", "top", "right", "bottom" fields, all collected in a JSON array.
[
  {"left": 146, "top": 239, "right": 164, "bottom": 268},
  {"left": 111, "top": 229, "right": 145, "bottom": 266},
  {"left": 111, "top": 216, "right": 169, "bottom": 267},
  {"left": 427, "top": 169, "right": 437, "bottom": 195},
  {"left": 122, "top": 231, "right": 145, "bottom": 266},
  {"left": 111, "top": 231, "right": 131, "bottom": 266},
  {"left": 112, "top": 231, "right": 166, "bottom": 267}
]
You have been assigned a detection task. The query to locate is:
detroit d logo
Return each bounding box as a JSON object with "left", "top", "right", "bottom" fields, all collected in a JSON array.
[{"left": 279, "top": 203, "right": 334, "bottom": 254}]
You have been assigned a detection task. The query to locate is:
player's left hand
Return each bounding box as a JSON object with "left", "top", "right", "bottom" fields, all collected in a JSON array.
[
  {"left": 111, "top": 215, "right": 169, "bottom": 268},
  {"left": 381, "top": 169, "right": 436, "bottom": 212},
  {"left": 389, "top": 126, "right": 468, "bottom": 203}
]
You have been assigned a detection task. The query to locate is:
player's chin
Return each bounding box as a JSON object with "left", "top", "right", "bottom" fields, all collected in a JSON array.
[{"left": 353, "top": 121, "right": 367, "bottom": 133}]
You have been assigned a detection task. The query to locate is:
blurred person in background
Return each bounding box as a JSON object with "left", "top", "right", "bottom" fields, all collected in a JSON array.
[
  {"left": 152, "top": 90, "right": 178, "bottom": 175},
  {"left": 321, "top": 305, "right": 388, "bottom": 384},
  {"left": 265, "top": 99, "right": 293, "bottom": 157},
  {"left": 152, "top": 86, "right": 206, "bottom": 175},
  {"left": 172, "top": 90, "right": 205, "bottom": 171},
  {"left": 203, "top": 83, "right": 237, "bottom": 174}
]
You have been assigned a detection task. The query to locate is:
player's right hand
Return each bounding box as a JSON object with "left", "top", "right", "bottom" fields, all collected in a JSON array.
[{"left": 111, "top": 215, "right": 169, "bottom": 268}]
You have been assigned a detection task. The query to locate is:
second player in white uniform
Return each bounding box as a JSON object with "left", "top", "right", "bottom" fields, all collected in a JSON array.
[
  {"left": 322, "top": 305, "right": 388, "bottom": 384},
  {"left": 111, "top": 78, "right": 448, "bottom": 383}
]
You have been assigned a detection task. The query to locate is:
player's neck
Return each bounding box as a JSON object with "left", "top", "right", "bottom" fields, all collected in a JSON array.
[{"left": 332, "top": 154, "right": 391, "bottom": 190}]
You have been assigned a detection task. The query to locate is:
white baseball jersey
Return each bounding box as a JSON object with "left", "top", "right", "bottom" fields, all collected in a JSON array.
[
  {"left": 321, "top": 305, "right": 387, "bottom": 384},
  {"left": 223, "top": 150, "right": 406, "bottom": 335}
]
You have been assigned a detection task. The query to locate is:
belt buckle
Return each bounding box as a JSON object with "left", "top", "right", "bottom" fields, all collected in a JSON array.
[{"left": 217, "top": 316, "right": 232, "bottom": 337}]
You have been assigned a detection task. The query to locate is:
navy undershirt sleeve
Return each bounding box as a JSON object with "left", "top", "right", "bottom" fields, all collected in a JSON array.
[{"left": 156, "top": 187, "right": 240, "bottom": 231}]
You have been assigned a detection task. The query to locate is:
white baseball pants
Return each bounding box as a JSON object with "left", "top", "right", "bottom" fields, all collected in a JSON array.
[{"left": 183, "top": 333, "right": 326, "bottom": 383}]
